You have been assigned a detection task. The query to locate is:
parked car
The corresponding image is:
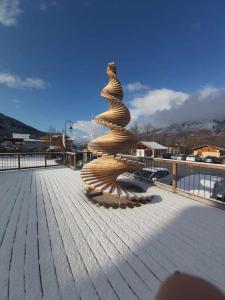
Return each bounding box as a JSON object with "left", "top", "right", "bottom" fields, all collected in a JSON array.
[
  {"left": 55, "top": 155, "right": 64, "bottom": 164},
  {"left": 118, "top": 167, "right": 173, "bottom": 187},
  {"left": 76, "top": 159, "right": 83, "bottom": 169},
  {"left": 161, "top": 153, "right": 172, "bottom": 159},
  {"left": 176, "top": 154, "right": 186, "bottom": 161},
  {"left": 177, "top": 174, "right": 225, "bottom": 201},
  {"left": 204, "top": 156, "right": 222, "bottom": 164},
  {"left": 212, "top": 180, "right": 225, "bottom": 202},
  {"left": 186, "top": 155, "right": 202, "bottom": 162}
]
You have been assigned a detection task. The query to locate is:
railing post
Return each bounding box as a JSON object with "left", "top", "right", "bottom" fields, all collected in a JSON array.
[
  {"left": 83, "top": 149, "right": 88, "bottom": 165},
  {"left": 18, "top": 154, "right": 21, "bottom": 169},
  {"left": 64, "top": 153, "right": 66, "bottom": 165},
  {"left": 45, "top": 153, "right": 47, "bottom": 167},
  {"left": 74, "top": 154, "right": 76, "bottom": 169},
  {"left": 172, "top": 161, "right": 177, "bottom": 192}
]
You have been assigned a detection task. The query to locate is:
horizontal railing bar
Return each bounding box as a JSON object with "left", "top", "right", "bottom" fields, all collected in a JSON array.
[
  {"left": 0, "top": 152, "right": 66, "bottom": 156},
  {"left": 119, "top": 154, "right": 225, "bottom": 171},
  {"left": 154, "top": 158, "right": 225, "bottom": 170}
]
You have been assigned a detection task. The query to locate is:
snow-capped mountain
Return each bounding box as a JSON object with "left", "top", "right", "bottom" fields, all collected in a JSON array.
[{"left": 154, "top": 119, "right": 225, "bottom": 135}]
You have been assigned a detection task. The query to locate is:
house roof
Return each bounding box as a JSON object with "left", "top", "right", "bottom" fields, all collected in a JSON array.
[
  {"left": 23, "top": 138, "right": 44, "bottom": 142},
  {"left": 192, "top": 145, "right": 225, "bottom": 151},
  {"left": 139, "top": 141, "right": 167, "bottom": 150},
  {"left": 12, "top": 133, "right": 30, "bottom": 139}
]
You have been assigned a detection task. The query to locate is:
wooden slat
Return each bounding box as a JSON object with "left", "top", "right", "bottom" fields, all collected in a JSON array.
[
  {"left": 9, "top": 171, "right": 32, "bottom": 299},
  {"left": 1, "top": 167, "right": 225, "bottom": 300},
  {"left": 43, "top": 170, "right": 98, "bottom": 300},
  {"left": 49, "top": 169, "right": 139, "bottom": 300},
  {"left": 0, "top": 171, "right": 27, "bottom": 299},
  {"left": 24, "top": 171, "right": 43, "bottom": 299},
  {"left": 39, "top": 169, "right": 80, "bottom": 299},
  {"left": 35, "top": 171, "right": 60, "bottom": 299}
]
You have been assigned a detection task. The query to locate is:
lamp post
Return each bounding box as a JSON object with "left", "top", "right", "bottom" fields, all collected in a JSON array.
[{"left": 64, "top": 120, "right": 73, "bottom": 151}]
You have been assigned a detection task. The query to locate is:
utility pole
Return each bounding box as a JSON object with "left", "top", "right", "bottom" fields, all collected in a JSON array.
[{"left": 64, "top": 120, "right": 73, "bottom": 151}]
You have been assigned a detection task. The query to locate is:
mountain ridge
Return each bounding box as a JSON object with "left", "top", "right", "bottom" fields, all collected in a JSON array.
[
  {"left": 0, "top": 113, "right": 45, "bottom": 138},
  {"left": 153, "top": 119, "right": 225, "bottom": 135}
]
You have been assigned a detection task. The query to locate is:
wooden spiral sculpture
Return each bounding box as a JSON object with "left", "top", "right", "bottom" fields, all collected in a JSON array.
[{"left": 81, "top": 62, "right": 147, "bottom": 205}]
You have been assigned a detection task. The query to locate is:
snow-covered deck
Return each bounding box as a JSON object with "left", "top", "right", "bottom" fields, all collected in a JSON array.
[{"left": 0, "top": 167, "right": 225, "bottom": 300}]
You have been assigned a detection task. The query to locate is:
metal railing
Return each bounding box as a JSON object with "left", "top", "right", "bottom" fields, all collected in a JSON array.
[
  {"left": 0, "top": 152, "right": 66, "bottom": 171},
  {"left": 2, "top": 151, "right": 225, "bottom": 208},
  {"left": 121, "top": 154, "right": 225, "bottom": 208},
  {"left": 0, "top": 151, "right": 92, "bottom": 171}
]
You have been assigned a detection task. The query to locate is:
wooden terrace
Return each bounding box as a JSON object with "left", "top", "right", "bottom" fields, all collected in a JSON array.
[{"left": 0, "top": 167, "right": 225, "bottom": 299}]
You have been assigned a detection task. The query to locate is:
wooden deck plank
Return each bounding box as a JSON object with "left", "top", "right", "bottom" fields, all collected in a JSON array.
[
  {"left": 36, "top": 171, "right": 60, "bottom": 300},
  {"left": 68, "top": 177, "right": 172, "bottom": 279},
  {"left": 136, "top": 193, "right": 225, "bottom": 265},
  {"left": 0, "top": 172, "right": 23, "bottom": 243},
  {"left": 65, "top": 169, "right": 225, "bottom": 292},
  {"left": 1, "top": 167, "right": 225, "bottom": 300},
  {"left": 44, "top": 170, "right": 120, "bottom": 300},
  {"left": 48, "top": 169, "right": 138, "bottom": 300},
  {"left": 0, "top": 172, "right": 15, "bottom": 190},
  {"left": 0, "top": 172, "right": 27, "bottom": 299},
  {"left": 43, "top": 170, "right": 99, "bottom": 300},
  {"left": 39, "top": 169, "right": 80, "bottom": 300},
  {"left": 55, "top": 170, "right": 161, "bottom": 295},
  {"left": 8, "top": 171, "right": 32, "bottom": 300},
  {"left": 24, "top": 171, "right": 43, "bottom": 299}
]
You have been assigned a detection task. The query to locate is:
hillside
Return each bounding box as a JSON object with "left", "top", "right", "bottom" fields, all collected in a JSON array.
[
  {"left": 0, "top": 113, "right": 45, "bottom": 138},
  {"left": 154, "top": 120, "right": 225, "bottom": 136},
  {"left": 131, "top": 119, "right": 225, "bottom": 150}
]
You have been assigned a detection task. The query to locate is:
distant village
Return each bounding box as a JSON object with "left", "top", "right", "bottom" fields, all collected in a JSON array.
[{"left": 0, "top": 131, "right": 225, "bottom": 164}]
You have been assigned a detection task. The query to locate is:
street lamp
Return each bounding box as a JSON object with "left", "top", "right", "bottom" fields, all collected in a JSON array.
[{"left": 64, "top": 120, "right": 73, "bottom": 151}]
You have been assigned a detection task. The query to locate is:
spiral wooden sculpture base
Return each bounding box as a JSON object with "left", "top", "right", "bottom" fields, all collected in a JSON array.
[{"left": 81, "top": 62, "right": 151, "bottom": 206}]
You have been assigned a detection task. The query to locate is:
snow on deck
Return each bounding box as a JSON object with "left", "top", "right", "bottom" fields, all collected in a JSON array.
[{"left": 0, "top": 167, "right": 225, "bottom": 300}]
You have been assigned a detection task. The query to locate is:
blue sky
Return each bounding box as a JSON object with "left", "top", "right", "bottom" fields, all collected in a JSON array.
[{"left": 1, "top": 0, "right": 225, "bottom": 135}]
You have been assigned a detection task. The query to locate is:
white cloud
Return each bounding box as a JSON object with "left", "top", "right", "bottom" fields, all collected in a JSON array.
[
  {"left": 0, "top": 72, "right": 47, "bottom": 89},
  {"left": 69, "top": 85, "right": 225, "bottom": 136},
  {"left": 128, "top": 85, "right": 225, "bottom": 127},
  {"left": 129, "top": 88, "right": 189, "bottom": 121},
  {"left": 199, "top": 85, "right": 220, "bottom": 99},
  {"left": 72, "top": 120, "right": 106, "bottom": 139},
  {"left": 0, "top": 0, "right": 21, "bottom": 26},
  {"left": 125, "top": 81, "right": 149, "bottom": 92}
]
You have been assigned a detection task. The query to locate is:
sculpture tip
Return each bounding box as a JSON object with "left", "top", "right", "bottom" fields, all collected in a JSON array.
[{"left": 107, "top": 61, "right": 117, "bottom": 75}]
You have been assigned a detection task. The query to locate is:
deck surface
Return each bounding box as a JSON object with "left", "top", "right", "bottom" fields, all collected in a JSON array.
[{"left": 0, "top": 167, "right": 225, "bottom": 300}]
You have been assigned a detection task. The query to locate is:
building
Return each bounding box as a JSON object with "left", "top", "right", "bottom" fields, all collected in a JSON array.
[
  {"left": 167, "top": 144, "right": 186, "bottom": 155},
  {"left": 11, "top": 133, "right": 30, "bottom": 147},
  {"left": 193, "top": 145, "right": 225, "bottom": 158},
  {"left": 41, "top": 134, "right": 63, "bottom": 151},
  {"left": 0, "top": 139, "right": 18, "bottom": 151},
  {"left": 12, "top": 133, "right": 30, "bottom": 140},
  {"left": 0, "top": 133, "right": 46, "bottom": 151},
  {"left": 23, "top": 138, "right": 45, "bottom": 150},
  {"left": 132, "top": 141, "right": 167, "bottom": 158}
]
